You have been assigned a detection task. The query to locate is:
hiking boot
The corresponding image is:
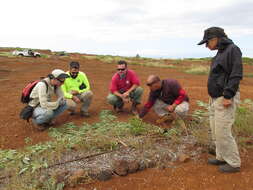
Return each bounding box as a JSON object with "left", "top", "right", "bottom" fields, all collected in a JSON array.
[
  {"left": 219, "top": 164, "right": 240, "bottom": 173},
  {"left": 113, "top": 104, "right": 124, "bottom": 113},
  {"left": 208, "top": 158, "right": 226, "bottom": 165},
  {"left": 80, "top": 111, "right": 90, "bottom": 117},
  {"left": 131, "top": 102, "right": 140, "bottom": 115}
]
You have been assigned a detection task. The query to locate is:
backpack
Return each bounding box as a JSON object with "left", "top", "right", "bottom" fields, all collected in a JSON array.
[
  {"left": 21, "top": 80, "right": 48, "bottom": 104},
  {"left": 20, "top": 80, "right": 48, "bottom": 122}
]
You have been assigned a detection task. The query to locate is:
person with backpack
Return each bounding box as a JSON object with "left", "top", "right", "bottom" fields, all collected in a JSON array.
[
  {"left": 28, "top": 69, "right": 69, "bottom": 130},
  {"left": 197, "top": 27, "right": 243, "bottom": 173},
  {"left": 61, "top": 61, "right": 93, "bottom": 117}
]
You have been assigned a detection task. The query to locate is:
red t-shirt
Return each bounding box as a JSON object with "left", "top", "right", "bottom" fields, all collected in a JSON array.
[{"left": 110, "top": 69, "right": 140, "bottom": 93}]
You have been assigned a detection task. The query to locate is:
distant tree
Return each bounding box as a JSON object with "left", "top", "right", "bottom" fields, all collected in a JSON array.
[{"left": 135, "top": 54, "right": 140, "bottom": 58}]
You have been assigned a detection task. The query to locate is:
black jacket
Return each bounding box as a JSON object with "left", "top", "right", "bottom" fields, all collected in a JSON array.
[{"left": 208, "top": 38, "right": 243, "bottom": 99}]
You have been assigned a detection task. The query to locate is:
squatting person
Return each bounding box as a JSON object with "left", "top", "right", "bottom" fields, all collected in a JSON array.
[
  {"left": 198, "top": 26, "right": 243, "bottom": 173},
  {"left": 62, "top": 61, "right": 93, "bottom": 117},
  {"left": 139, "top": 75, "right": 189, "bottom": 123},
  {"left": 29, "top": 69, "right": 69, "bottom": 130},
  {"left": 107, "top": 60, "right": 143, "bottom": 114}
]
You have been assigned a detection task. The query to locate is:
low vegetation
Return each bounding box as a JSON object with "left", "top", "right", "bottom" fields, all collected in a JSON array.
[{"left": 1, "top": 99, "right": 253, "bottom": 189}]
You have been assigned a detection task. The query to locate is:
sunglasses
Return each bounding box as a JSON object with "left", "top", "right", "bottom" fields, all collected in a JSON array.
[
  {"left": 56, "top": 78, "right": 65, "bottom": 84},
  {"left": 117, "top": 68, "right": 126, "bottom": 71},
  {"left": 146, "top": 81, "right": 157, "bottom": 86}
]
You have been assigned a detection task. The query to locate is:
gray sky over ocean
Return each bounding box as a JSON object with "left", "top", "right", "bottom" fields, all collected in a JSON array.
[{"left": 1, "top": 0, "right": 252, "bottom": 58}]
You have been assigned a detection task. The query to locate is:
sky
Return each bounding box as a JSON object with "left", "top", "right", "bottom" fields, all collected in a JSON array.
[{"left": 0, "top": 0, "right": 252, "bottom": 58}]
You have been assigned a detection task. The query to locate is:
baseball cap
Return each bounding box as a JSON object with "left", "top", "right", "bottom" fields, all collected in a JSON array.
[
  {"left": 51, "top": 69, "right": 69, "bottom": 79},
  {"left": 197, "top": 27, "right": 227, "bottom": 45},
  {"left": 69, "top": 61, "right": 80, "bottom": 69}
]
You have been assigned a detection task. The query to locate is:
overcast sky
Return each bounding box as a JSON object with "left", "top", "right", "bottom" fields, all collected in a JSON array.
[{"left": 1, "top": 0, "right": 252, "bottom": 58}]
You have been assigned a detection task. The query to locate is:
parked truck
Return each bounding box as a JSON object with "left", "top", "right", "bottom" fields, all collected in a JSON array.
[{"left": 12, "top": 49, "right": 41, "bottom": 57}]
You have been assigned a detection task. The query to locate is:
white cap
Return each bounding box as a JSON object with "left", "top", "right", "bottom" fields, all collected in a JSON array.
[{"left": 51, "top": 69, "right": 69, "bottom": 79}]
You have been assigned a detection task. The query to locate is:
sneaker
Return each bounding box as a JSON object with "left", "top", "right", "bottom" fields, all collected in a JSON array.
[
  {"left": 208, "top": 158, "right": 226, "bottom": 165},
  {"left": 219, "top": 164, "right": 240, "bottom": 173},
  {"left": 36, "top": 122, "right": 54, "bottom": 131}
]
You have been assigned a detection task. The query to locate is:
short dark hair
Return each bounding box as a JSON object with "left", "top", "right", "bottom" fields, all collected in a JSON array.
[
  {"left": 69, "top": 61, "right": 80, "bottom": 69},
  {"left": 118, "top": 60, "right": 127, "bottom": 67}
]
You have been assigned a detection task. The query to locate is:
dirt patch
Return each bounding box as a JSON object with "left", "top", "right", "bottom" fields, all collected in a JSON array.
[{"left": 0, "top": 54, "right": 253, "bottom": 190}]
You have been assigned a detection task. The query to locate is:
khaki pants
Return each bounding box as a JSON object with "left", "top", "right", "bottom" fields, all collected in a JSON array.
[
  {"left": 66, "top": 91, "right": 93, "bottom": 113},
  {"left": 153, "top": 99, "right": 189, "bottom": 118},
  {"left": 209, "top": 92, "right": 241, "bottom": 167}
]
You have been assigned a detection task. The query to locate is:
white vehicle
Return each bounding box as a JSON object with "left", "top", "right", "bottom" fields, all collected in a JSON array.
[{"left": 12, "top": 49, "right": 41, "bottom": 57}]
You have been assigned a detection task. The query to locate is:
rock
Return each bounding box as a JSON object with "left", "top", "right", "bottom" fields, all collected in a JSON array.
[
  {"left": 113, "top": 159, "right": 128, "bottom": 176},
  {"left": 128, "top": 160, "right": 139, "bottom": 173},
  {"left": 178, "top": 153, "right": 190, "bottom": 163},
  {"left": 88, "top": 169, "right": 112, "bottom": 181},
  {"left": 68, "top": 169, "right": 87, "bottom": 187}
]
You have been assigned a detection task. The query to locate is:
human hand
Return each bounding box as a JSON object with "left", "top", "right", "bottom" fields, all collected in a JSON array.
[
  {"left": 72, "top": 96, "right": 81, "bottom": 103},
  {"left": 166, "top": 104, "right": 177, "bottom": 112},
  {"left": 223, "top": 98, "right": 232, "bottom": 108},
  {"left": 122, "top": 91, "right": 130, "bottom": 99},
  {"left": 71, "top": 90, "right": 79, "bottom": 95}
]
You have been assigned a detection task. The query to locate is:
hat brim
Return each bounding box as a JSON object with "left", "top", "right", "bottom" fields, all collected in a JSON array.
[
  {"left": 57, "top": 73, "right": 69, "bottom": 79},
  {"left": 197, "top": 39, "right": 208, "bottom": 45}
]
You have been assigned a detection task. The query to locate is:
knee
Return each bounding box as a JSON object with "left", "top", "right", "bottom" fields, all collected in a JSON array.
[
  {"left": 34, "top": 110, "right": 54, "bottom": 125},
  {"left": 134, "top": 87, "right": 144, "bottom": 96},
  {"left": 107, "top": 94, "right": 118, "bottom": 105}
]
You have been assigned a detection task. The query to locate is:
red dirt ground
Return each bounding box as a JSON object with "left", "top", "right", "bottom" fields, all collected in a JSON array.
[{"left": 1, "top": 55, "right": 253, "bottom": 189}]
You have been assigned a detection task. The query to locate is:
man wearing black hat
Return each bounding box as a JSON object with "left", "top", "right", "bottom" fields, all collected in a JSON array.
[
  {"left": 62, "top": 61, "right": 93, "bottom": 117},
  {"left": 198, "top": 27, "right": 243, "bottom": 173}
]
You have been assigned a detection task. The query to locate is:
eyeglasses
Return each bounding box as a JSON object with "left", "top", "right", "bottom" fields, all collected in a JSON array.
[{"left": 117, "top": 68, "right": 126, "bottom": 71}]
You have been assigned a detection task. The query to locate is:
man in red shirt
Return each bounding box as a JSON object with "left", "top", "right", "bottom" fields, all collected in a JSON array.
[
  {"left": 139, "top": 75, "right": 189, "bottom": 122},
  {"left": 107, "top": 60, "right": 143, "bottom": 114}
]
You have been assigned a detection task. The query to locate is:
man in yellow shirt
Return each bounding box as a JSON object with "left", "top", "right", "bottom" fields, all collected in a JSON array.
[{"left": 62, "top": 61, "right": 93, "bottom": 117}]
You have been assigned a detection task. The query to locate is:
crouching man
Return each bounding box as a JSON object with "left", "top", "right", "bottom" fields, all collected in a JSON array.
[
  {"left": 139, "top": 75, "right": 189, "bottom": 122},
  {"left": 62, "top": 61, "right": 93, "bottom": 117},
  {"left": 107, "top": 60, "right": 143, "bottom": 114},
  {"left": 29, "top": 69, "right": 69, "bottom": 130}
]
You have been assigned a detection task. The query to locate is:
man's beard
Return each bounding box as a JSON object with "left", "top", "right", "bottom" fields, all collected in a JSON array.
[{"left": 70, "top": 72, "right": 79, "bottom": 79}]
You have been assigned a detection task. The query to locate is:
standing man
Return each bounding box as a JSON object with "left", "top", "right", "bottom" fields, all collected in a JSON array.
[
  {"left": 139, "top": 75, "right": 189, "bottom": 122},
  {"left": 62, "top": 61, "right": 93, "bottom": 117},
  {"left": 198, "top": 27, "right": 243, "bottom": 173},
  {"left": 29, "top": 69, "right": 69, "bottom": 130},
  {"left": 107, "top": 60, "right": 143, "bottom": 114}
]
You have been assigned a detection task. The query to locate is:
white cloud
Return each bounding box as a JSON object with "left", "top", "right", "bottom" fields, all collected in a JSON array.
[{"left": 0, "top": 0, "right": 252, "bottom": 57}]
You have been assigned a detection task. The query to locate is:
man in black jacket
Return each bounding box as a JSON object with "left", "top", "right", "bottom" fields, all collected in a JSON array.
[{"left": 198, "top": 27, "right": 243, "bottom": 173}]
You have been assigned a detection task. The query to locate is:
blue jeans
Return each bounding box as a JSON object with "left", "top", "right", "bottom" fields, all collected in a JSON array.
[{"left": 32, "top": 103, "right": 67, "bottom": 125}]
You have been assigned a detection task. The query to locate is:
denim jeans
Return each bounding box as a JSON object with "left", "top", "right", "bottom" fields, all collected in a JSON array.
[{"left": 32, "top": 103, "right": 67, "bottom": 125}]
